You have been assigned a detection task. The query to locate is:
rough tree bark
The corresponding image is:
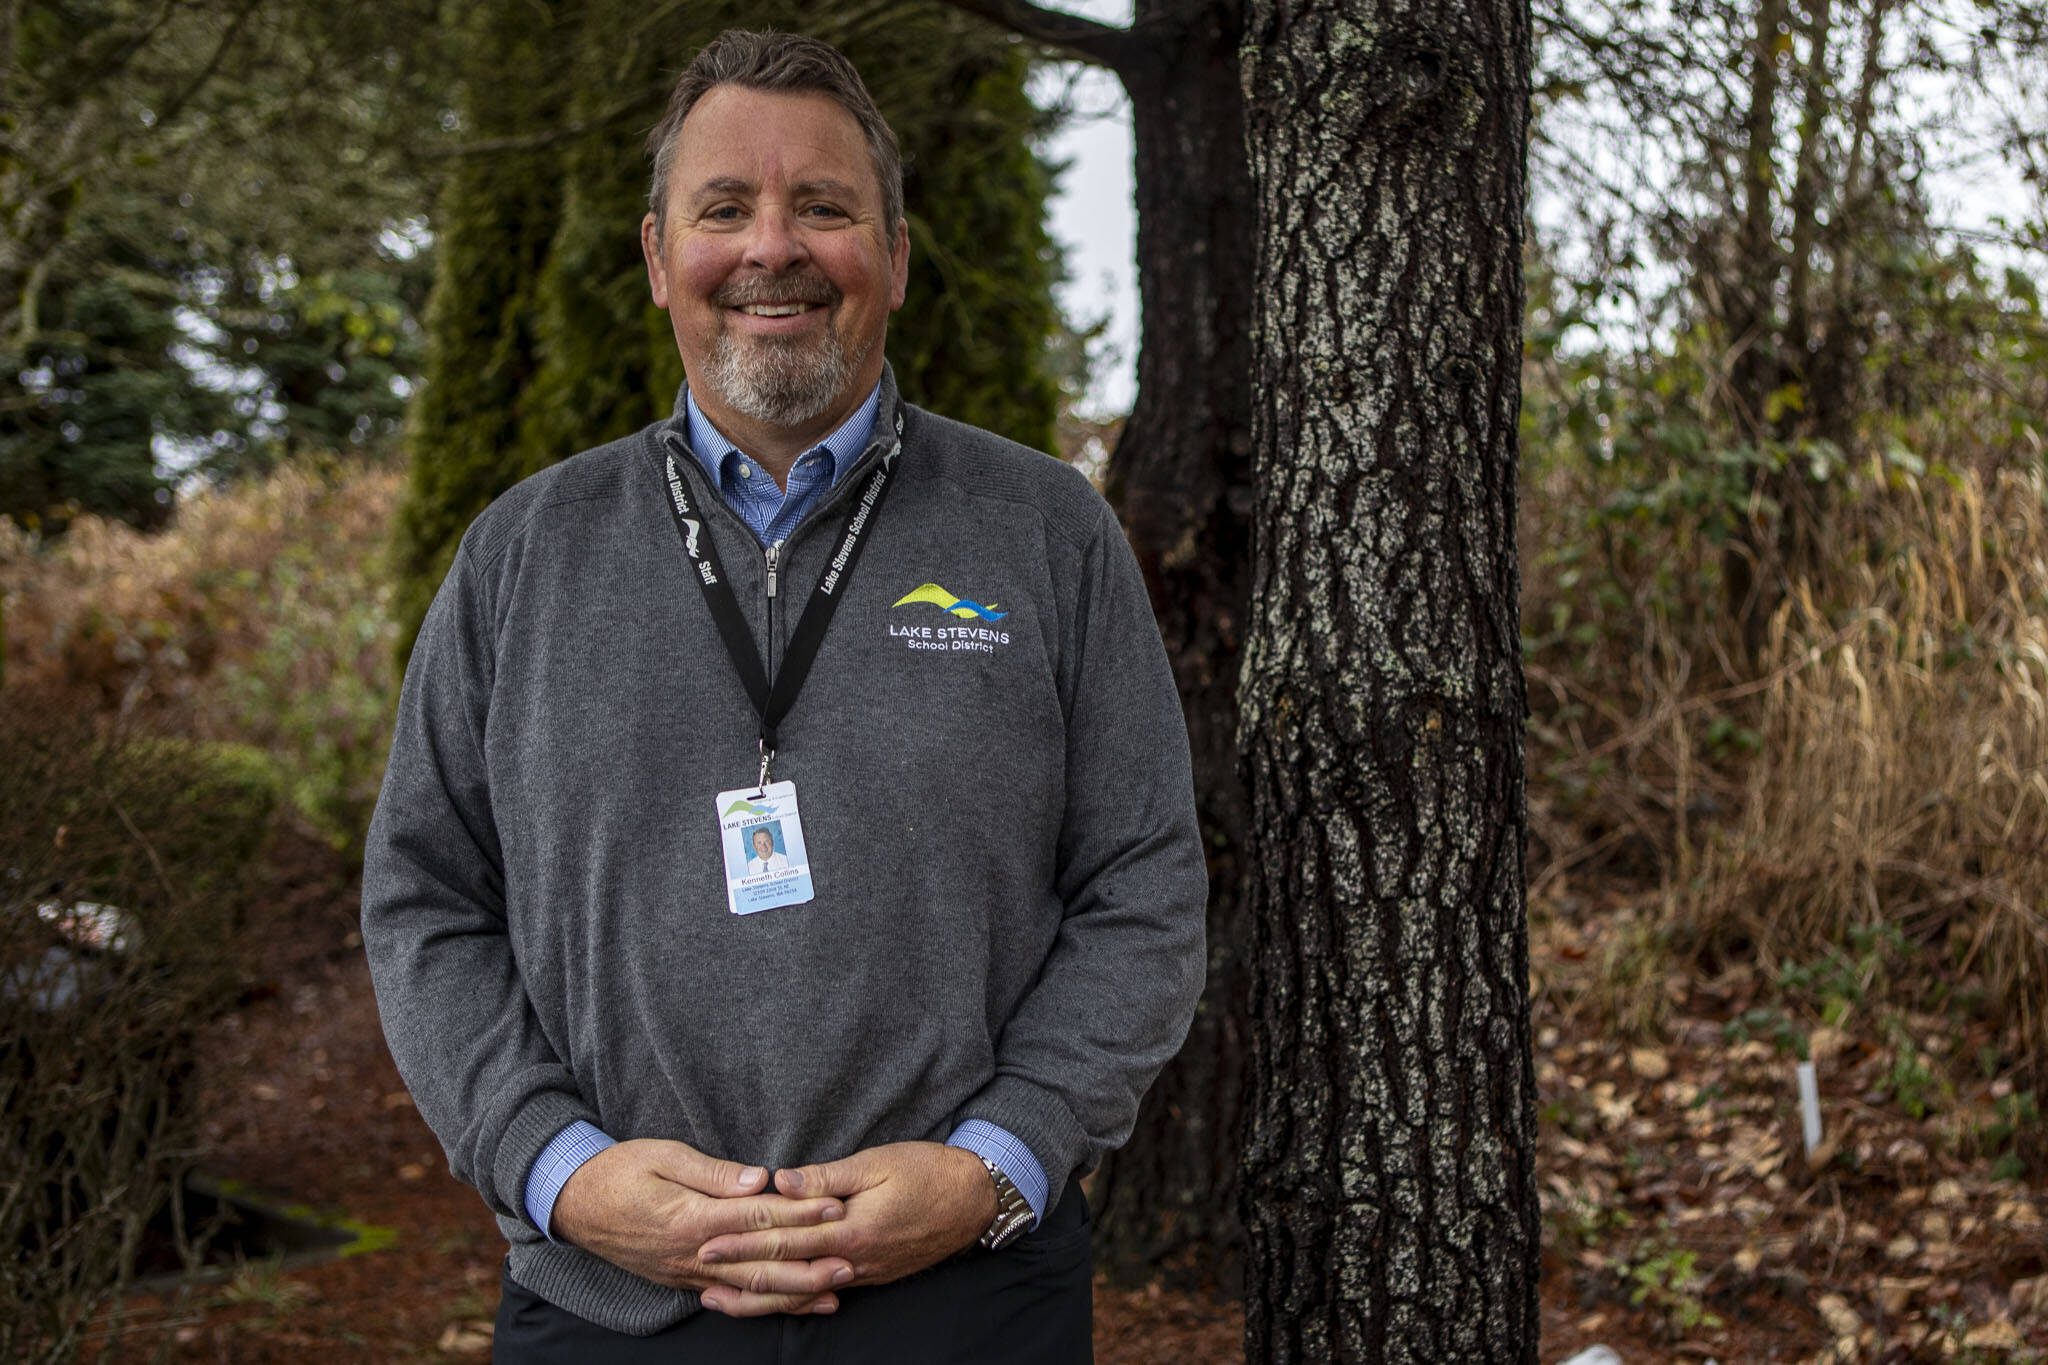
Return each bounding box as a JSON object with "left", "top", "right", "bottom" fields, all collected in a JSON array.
[
  {"left": 940, "top": 0, "right": 1258, "bottom": 1289},
  {"left": 1237, "top": 0, "right": 1539, "bottom": 1358}
]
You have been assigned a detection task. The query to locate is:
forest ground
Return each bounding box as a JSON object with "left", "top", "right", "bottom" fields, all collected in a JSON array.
[{"left": 87, "top": 824, "right": 2045, "bottom": 1363}]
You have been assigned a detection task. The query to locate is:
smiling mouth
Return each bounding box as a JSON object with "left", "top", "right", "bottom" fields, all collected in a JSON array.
[{"left": 734, "top": 303, "right": 819, "bottom": 317}]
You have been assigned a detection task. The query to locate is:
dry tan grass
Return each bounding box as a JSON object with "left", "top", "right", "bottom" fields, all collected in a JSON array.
[
  {"left": 1520, "top": 435, "right": 2048, "bottom": 1082},
  {"left": 1683, "top": 462, "right": 2048, "bottom": 1072}
]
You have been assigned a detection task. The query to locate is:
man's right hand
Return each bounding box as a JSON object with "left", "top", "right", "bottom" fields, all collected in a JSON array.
[{"left": 549, "top": 1138, "right": 856, "bottom": 1315}]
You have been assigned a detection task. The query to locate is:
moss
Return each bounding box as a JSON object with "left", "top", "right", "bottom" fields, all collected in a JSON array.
[{"left": 203, "top": 1178, "right": 401, "bottom": 1259}]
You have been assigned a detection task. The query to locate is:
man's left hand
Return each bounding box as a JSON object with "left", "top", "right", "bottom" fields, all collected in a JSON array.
[{"left": 694, "top": 1142, "right": 997, "bottom": 1301}]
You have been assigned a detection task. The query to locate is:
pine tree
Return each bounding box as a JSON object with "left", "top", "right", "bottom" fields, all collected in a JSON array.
[{"left": 388, "top": 0, "right": 585, "bottom": 652}]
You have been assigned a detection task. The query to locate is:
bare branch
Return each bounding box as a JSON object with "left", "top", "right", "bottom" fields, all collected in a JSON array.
[
  {"left": 150, "top": 0, "right": 265, "bottom": 130},
  {"left": 936, "top": 0, "right": 1142, "bottom": 74}
]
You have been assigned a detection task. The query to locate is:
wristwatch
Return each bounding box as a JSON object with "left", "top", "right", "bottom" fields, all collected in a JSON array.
[{"left": 975, "top": 1156, "right": 1035, "bottom": 1251}]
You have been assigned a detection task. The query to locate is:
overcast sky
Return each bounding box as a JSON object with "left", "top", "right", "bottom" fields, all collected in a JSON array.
[
  {"left": 1033, "top": 0, "right": 2045, "bottom": 417},
  {"left": 1030, "top": 1, "right": 1139, "bottom": 418}
]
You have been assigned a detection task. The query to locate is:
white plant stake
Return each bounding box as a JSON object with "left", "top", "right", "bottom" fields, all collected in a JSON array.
[{"left": 1796, "top": 1058, "right": 1823, "bottom": 1157}]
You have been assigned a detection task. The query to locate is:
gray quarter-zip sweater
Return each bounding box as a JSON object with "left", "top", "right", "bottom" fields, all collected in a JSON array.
[{"left": 361, "top": 370, "right": 1206, "bottom": 1334}]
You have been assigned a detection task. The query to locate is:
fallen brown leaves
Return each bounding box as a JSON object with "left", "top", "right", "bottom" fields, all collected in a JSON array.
[
  {"left": 1535, "top": 890, "right": 2047, "bottom": 1363},
  {"left": 97, "top": 829, "right": 2047, "bottom": 1364}
]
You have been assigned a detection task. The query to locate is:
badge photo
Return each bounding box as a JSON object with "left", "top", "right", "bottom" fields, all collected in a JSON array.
[{"left": 714, "top": 781, "right": 815, "bottom": 915}]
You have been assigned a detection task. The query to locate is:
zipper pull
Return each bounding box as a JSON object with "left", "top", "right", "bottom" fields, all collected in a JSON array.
[{"left": 764, "top": 543, "right": 780, "bottom": 598}]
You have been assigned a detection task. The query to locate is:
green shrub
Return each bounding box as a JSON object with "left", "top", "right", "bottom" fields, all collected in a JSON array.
[
  {"left": 209, "top": 544, "right": 395, "bottom": 859},
  {"left": 1622, "top": 1243, "right": 1722, "bottom": 1338}
]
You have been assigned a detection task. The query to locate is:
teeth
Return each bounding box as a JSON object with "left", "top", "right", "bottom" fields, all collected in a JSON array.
[{"left": 739, "top": 303, "right": 812, "bottom": 317}]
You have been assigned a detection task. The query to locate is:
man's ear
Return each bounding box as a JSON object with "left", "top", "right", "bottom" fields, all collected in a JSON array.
[
  {"left": 641, "top": 212, "right": 669, "bottom": 308},
  {"left": 889, "top": 218, "right": 910, "bottom": 310}
]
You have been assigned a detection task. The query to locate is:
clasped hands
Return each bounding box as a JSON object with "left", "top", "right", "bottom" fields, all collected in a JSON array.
[{"left": 548, "top": 1137, "right": 998, "bottom": 1317}]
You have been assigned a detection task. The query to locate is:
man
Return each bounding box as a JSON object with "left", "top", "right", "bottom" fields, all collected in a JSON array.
[
  {"left": 362, "top": 29, "right": 1205, "bottom": 1362},
  {"left": 746, "top": 827, "right": 790, "bottom": 876}
]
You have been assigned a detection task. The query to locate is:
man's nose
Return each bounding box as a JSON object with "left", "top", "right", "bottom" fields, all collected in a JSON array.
[{"left": 742, "top": 205, "right": 808, "bottom": 273}]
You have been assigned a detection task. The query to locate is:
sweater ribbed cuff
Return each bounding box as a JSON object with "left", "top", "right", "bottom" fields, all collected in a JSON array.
[
  {"left": 956, "top": 1075, "right": 1091, "bottom": 1219},
  {"left": 492, "top": 1089, "right": 601, "bottom": 1234}
]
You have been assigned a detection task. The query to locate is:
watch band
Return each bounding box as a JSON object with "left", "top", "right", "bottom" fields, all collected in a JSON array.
[{"left": 975, "top": 1155, "right": 1035, "bottom": 1251}]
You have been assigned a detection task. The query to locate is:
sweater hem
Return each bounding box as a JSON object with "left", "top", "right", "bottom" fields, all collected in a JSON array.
[{"left": 506, "top": 1240, "right": 701, "bottom": 1336}]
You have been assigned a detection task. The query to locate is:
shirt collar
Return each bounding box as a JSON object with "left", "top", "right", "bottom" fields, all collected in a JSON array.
[{"left": 682, "top": 382, "right": 882, "bottom": 492}]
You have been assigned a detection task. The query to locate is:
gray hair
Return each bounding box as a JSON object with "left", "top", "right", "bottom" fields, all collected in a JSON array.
[{"left": 645, "top": 30, "right": 905, "bottom": 242}]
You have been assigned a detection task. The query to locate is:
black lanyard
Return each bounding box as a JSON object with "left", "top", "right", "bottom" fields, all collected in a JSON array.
[{"left": 657, "top": 416, "right": 902, "bottom": 785}]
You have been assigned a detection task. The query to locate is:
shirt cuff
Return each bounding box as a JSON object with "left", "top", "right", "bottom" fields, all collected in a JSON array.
[
  {"left": 524, "top": 1119, "right": 616, "bottom": 1240},
  {"left": 946, "top": 1119, "right": 1048, "bottom": 1228}
]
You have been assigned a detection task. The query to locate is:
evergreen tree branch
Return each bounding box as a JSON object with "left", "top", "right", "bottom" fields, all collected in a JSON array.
[
  {"left": 417, "top": 92, "right": 655, "bottom": 159},
  {"left": 37, "top": 0, "right": 181, "bottom": 110},
  {"left": 0, "top": 0, "right": 23, "bottom": 95}
]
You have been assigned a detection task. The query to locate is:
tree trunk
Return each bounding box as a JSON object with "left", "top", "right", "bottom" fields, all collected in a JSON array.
[
  {"left": 1237, "top": 0, "right": 1539, "bottom": 1358},
  {"left": 936, "top": 0, "right": 1259, "bottom": 1291},
  {"left": 1782, "top": 0, "right": 1834, "bottom": 400},
  {"left": 1732, "top": 0, "right": 1787, "bottom": 445},
  {"left": 1088, "top": 0, "right": 1257, "bottom": 1293},
  {"left": 1722, "top": 0, "right": 1790, "bottom": 646},
  {"left": 1809, "top": 0, "right": 1891, "bottom": 445}
]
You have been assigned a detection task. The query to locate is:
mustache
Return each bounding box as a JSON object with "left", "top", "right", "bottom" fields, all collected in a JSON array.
[{"left": 713, "top": 271, "right": 840, "bottom": 309}]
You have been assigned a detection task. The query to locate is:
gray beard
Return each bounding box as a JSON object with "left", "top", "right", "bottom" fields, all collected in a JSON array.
[{"left": 701, "top": 325, "right": 865, "bottom": 429}]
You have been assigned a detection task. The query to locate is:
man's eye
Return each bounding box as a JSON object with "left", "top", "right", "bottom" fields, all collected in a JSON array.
[
  {"left": 704, "top": 205, "right": 744, "bottom": 223},
  {"left": 802, "top": 204, "right": 847, "bottom": 221}
]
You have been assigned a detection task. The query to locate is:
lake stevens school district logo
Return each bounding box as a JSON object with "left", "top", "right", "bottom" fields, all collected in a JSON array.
[{"left": 889, "top": 581, "right": 1013, "bottom": 654}]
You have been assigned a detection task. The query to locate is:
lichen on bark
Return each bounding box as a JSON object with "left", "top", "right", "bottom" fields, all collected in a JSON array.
[{"left": 1238, "top": 0, "right": 1540, "bottom": 1359}]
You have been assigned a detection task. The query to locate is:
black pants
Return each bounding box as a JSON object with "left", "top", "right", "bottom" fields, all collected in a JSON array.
[{"left": 492, "top": 1185, "right": 1093, "bottom": 1364}]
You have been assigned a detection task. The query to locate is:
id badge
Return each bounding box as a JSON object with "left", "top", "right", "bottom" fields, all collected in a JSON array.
[{"left": 715, "top": 780, "right": 816, "bottom": 915}]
